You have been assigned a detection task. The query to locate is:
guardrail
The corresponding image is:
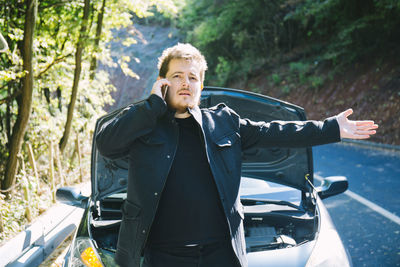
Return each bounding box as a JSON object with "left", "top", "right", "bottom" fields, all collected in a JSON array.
[{"left": 0, "top": 203, "right": 84, "bottom": 267}]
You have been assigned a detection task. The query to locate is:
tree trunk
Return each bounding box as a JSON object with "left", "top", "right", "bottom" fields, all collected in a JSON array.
[
  {"left": 89, "top": 0, "right": 106, "bottom": 80},
  {"left": 2, "top": 0, "right": 37, "bottom": 191},
  {"left": 49, "top": 141, "right": 56, "bottom": 203},
  {"left": 27, "top": 143, "right": 38, "bottom": 188},
  {"left": 59, "top": 0, "right": 91, "bottom": 152},
  {"left": 75, "top": 134, "right": 83, "bottom": 183}
]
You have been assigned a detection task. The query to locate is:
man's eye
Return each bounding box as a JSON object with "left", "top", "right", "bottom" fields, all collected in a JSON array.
[{"left": 190, "top": 76, "right": 198, "bottom": 81}]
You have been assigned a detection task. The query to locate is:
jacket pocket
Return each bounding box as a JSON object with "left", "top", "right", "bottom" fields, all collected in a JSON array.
[
  {"left": 214, "top": 132, "right": 240, "bottom": 147},
  {"left": 213, "top": 132, "right": 241, "bottom": 175},
  {"left": 117, "top": 200, "right": 141, "bottom": 253}
]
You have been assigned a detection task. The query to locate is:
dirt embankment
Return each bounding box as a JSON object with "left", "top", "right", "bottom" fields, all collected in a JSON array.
[
  {"left": 105, "top": 22, "right": 399, "bottom": 145},
  {"left": 101, "top": 24, "right": 181, "bottom": 112},
  {"left": 239, "top": 56, "right": 400, "bottom": 145}
]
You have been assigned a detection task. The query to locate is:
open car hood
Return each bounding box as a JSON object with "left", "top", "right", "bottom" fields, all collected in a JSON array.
[{"left": 91, "top": 87, "right": 314, "bottom": 201}]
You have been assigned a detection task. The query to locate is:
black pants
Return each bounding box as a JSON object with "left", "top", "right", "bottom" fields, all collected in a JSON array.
[{"left": 142, "top": 240, "right": 241, "bottom": 267}]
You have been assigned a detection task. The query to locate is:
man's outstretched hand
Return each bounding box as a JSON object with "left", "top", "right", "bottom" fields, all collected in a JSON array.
[{"left": 336, "top": 109, "right": 378, "bottom": 139}]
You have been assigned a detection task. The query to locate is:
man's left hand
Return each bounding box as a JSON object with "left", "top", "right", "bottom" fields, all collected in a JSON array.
[{"left": 336, "top": 109, "right": 378, "bottom": 139}]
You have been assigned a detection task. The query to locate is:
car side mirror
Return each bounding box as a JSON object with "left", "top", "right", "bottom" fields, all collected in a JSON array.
[
  {"left": 56, "top": 186, "right": 89, "bottom": 207},
  {"left": 316, "top": 176, "right": 348, "bottom": 200}
]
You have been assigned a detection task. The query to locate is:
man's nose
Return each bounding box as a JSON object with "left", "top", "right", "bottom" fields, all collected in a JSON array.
[{"left": 181, "top": 76, "right": 190, "bottom": 87}]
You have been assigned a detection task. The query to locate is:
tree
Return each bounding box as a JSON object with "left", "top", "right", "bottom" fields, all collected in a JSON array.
[
  {"left": 90, "top": 0, "right": 106, "bottom": 80},
  {"left": 2, "top": 0, "right": 37, "bottom": 191},
  {"left": 59, "top": 0, "right": 178, "bottom": 152},
  {"left": 59, "top": 0, "right": 91, "bottom": 153},
  {"left": 0, "top": 0, "right": 178, "bottom": 192}
]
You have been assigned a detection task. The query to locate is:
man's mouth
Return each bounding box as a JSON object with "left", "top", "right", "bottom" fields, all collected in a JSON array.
[{"left": 178, "top": 90, "right": 191, "bottom": 96}]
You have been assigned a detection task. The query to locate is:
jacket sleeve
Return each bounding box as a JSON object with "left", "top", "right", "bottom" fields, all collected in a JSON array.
[
  {"left": 239, "top": 116, "right": 341, "bottom": 150},
  {"left": 96, "top": 94, "right": 167, "bottom": 159}
]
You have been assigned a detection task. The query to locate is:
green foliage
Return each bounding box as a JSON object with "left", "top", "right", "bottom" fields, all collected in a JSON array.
[
  {"left": 289, "top": 62, "right": 311, "bottom": 84},
  {"left": 309, "top": 75, "right": 324, "bottom": 89},
  {"left": 0, "top": 0, "right": 177, "bottom": 242},
  {"left": 271, "top": 74, "right": 282, "bottom": 86},
  {"left": 178, "top": 0, "right": 284, "bottom": 85},
  {"left": 285, "top": 0, "right": 400, "bottom": 66},
  {"left": 177, "top": 0, "right": 400, "bottom": 86},
  {"left": 0, "top": 171, "right": 46, "bottom": 243},
  {"left": 215, "top": 57, "right": 231, "bottom": 86},
  {"left": 284, "top": 61, "right": 325, "bottom": 89}
]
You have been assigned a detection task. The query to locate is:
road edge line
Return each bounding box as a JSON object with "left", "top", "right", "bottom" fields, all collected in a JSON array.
[
  {"left": 315, "top": 174, "right": 400, "bottom": 226},
  {"left": 343, "top": 190, "right": 400, "bottom": 226}
]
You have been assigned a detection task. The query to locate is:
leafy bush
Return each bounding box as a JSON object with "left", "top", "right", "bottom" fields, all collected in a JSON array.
[
  {"left": 285, "top": 0, "right": 400, "bottom": 66},
  {"left": 0, "top": 0, "right": 177, "bottom": 243},
  {"left": 271, "top": 73, "right": 282, "bottom": 86},
  {"left": 215, "top": 57, "right": 231, "bottom": 86},
  {"left": 289, "top": 62, "right": 311, "bottom": 84},
  {"left": 177, "top": 0, "right": 400, "bottom": 86},
  {"left": 309, "top": 75, "right": 324, "bottom": 89},
  {"left": 177, "top": 0, "right": 284, "bottom": 85}
]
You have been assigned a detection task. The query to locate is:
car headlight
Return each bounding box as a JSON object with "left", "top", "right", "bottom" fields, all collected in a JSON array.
[{"left": 69, "top": 237, "right": 104, "bottom": 267}]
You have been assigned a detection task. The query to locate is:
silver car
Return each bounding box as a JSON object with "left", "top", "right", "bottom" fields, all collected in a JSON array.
[{"left": 57, "top": 87, "right": 352, "bottom": 266}]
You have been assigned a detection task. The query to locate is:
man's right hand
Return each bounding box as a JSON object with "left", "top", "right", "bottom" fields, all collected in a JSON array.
[
  {"left": 336, "top": 108, "right": 378, "bottom": 139},
  {"left": 151, "top": 78, "right": 171, "bottom": 100}
]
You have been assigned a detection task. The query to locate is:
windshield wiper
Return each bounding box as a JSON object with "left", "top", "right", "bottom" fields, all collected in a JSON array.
[{"left": 240, "top": 197, "right": 303, "bottom": 210}]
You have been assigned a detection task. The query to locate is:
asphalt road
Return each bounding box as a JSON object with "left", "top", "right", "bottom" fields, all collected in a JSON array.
[{"left": 313, "top": 142, "right": 400, "bottom": 267}]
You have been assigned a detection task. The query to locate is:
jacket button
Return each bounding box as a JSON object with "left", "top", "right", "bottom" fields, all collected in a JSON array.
[
  {"left": 154, "top": 192, "right": 158, "bottom": 197},
  {"left": 142, "top": 229, "right": 146, "bottom": 234},
  {"left": 167, "top": 155, "right": 171, "bottom": 159}
]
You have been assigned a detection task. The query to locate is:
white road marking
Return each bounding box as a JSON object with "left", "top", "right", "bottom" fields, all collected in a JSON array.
[{"left": 314, "top": 174, "right": 400, "bottom": 226}]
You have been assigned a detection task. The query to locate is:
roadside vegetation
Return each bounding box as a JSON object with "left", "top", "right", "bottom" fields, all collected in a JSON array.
[
  {"left": 177, "top": 0, "right": 400, "bottom": 87},
  {"left": 175, "top": 0, "right": 400, "bottom": 144},
  {"left": 1, "top": 0, "right": 399, "bottom": 251},
  {"left": 0, "top": 0, "right": 177, "bottom": 244}
]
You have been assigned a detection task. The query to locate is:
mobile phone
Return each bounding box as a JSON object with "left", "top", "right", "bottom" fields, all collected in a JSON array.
[{"left": 161, "top": 85, "right": 168, "bottom": 99}]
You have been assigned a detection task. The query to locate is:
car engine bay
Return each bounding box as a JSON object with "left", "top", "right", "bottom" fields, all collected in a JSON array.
[{"left": 89, "top": 195, "right": 318, "bottom": 254}]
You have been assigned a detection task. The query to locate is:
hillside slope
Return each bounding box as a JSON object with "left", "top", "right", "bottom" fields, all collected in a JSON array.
[
  {"left": 234, "top": 55, "right": 400, "bottom": 145},
  {"left": 102, "top": 22, "right": 399, "bottom": 145}
]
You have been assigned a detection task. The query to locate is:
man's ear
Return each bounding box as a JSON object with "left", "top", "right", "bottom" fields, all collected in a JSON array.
[{"left": 201, "top": 83, "right": 204, "bottom": 90}]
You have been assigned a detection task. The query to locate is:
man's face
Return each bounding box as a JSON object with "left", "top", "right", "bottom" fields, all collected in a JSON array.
[{"left": 164, "top": 58, "right": 202, "bottom": 114}]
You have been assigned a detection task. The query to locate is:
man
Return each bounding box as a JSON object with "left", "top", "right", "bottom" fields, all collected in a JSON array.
[{"left": 96, "top": 43, "right": 378, "bottom": 267}]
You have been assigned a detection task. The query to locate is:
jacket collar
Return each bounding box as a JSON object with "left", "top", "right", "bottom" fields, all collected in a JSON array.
[
  {"left": 188, "top": 105, "right": 203, "bottom": 128},
  {"left": 165, "top": 105, "right": 203, "bottom": 128}
]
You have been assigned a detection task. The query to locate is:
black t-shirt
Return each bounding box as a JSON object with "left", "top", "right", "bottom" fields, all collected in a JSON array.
[{"left": 147, "top": 115, "right": 230, "bottom": 247}]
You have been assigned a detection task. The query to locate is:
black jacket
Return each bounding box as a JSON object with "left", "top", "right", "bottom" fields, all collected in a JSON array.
[{"left": 96, "top": 94, "right": 341, "bottom": 267}]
